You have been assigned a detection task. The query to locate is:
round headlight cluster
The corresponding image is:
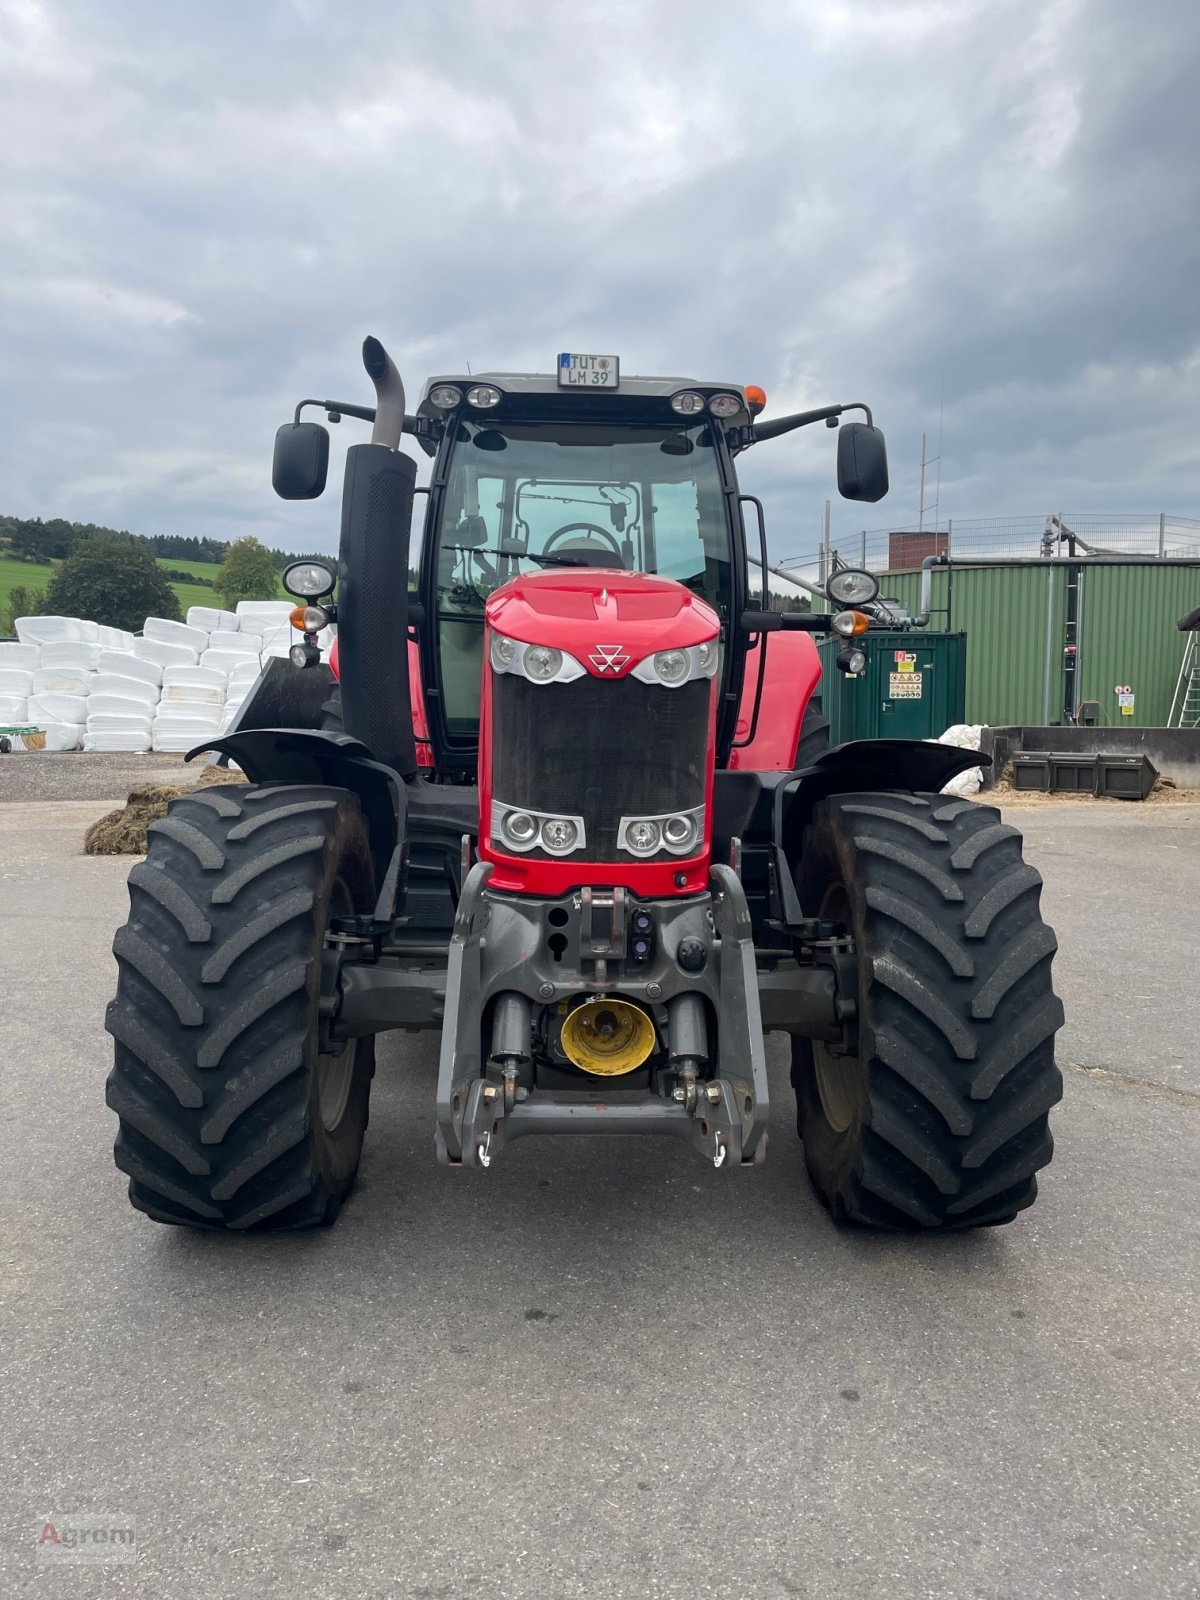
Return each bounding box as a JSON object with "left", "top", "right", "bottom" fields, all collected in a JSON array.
[
  {"left": 428, "top": 384, "right": 463, "bottom": 410},
  {"left": 620, "top": 806, "right": 704, "bottom": 858},
  {"left": 467, "top": 384, "right": 502, "bottom": 409},
  {"left": 492, "top": 801, "right": 585, "bottom": 857},
  {"left": 489, "top": 632, "right": 586, "bottom": 686},
  {"left": 630, "top": 642, "right": 719, "bottom": 689},
  {"left": 670, "top": 391, "right": 744, "bottom": 418}
]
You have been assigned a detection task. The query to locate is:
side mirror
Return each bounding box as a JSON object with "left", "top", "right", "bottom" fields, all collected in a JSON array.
[
  {"left": 837, "top": 422, "right": 889, "bottom": 503},
  {"left": 272, "top": 421, "right": 329, "bottom": 500}
]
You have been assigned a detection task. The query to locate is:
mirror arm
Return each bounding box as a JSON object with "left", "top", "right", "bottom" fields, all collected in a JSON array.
[
  {"left": 750, "top": 400, "right": 873, "bottom": 443},
  {"left": 293, "top": 397, "right": 430, "bottom": 439}
]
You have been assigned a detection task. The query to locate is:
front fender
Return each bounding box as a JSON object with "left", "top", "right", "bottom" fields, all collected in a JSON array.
[
  {"left": 769, "top": 738, "right": 991, "bottom": 929},
  {"left": 186, "top": 728, "right": 408, "bottom": 922}
]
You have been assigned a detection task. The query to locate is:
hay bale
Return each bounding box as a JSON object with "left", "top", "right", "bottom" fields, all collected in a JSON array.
[{"left": 83, "top": 767, "right": 248, "bottom": 855}]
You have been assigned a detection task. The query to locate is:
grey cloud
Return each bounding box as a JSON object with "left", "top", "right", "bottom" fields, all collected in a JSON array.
[{"left": 0, "top": 0, "right": 1196, "bottom": 561}]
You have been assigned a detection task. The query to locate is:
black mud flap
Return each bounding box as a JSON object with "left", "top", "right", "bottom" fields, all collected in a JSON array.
[
  {"left": 185, "top": 727, "right": 409, "bottom": 925},
  {"left": 225, "top": 656, "right": 335, "bottom": 735}
]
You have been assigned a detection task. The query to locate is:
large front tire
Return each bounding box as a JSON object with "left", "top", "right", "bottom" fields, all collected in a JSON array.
[
  {"left": 792, "top": 792, "right": 1063, "bottom": 1229},
  {"left": 105, "top": 783, "right": 376, "bottom": 1231}
]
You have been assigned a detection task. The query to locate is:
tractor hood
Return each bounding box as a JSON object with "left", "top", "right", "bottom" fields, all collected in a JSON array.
[{"left": 486, "top": 569, "right": 719, "bottom": 679}]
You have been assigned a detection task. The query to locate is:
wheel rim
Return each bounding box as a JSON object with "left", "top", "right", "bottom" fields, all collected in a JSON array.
[
  {"left": 317, "top": 876, "right": 357, "bottom": 1133},
  {"left": 812, "top": 883, "right": 858, "bottom": 1134}
]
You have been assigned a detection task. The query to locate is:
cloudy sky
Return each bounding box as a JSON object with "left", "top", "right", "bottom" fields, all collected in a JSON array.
[{"left": 2, "top": 0, "right": 1198, "bottom": 567}]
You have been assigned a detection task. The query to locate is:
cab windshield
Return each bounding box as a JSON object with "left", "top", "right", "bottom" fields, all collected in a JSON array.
[{"left": 434, "top": 418, "right": 733, "bottom": 734}]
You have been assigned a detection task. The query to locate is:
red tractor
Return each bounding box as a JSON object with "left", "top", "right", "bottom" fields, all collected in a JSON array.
[{"left": 105, "top": 341, "right": 1063, "bottom": 1231}]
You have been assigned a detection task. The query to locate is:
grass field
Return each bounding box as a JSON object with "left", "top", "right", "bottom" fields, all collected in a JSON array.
[{"left": 1, "top": 554, "right": 284, "bottom": 631}]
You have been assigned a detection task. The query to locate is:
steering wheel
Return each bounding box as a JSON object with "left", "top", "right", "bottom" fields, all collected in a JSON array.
[{"left": 541, "top": 522, "right": 624, "bottom": 557}]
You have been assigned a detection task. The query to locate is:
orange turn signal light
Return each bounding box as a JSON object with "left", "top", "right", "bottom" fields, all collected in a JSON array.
[
  {"left": 744, "top": 385, "right": 767, "bottom": 414},
  {"left": 289, "top": 605, "right": 309, "bottom": 630},
  {"left": 850, "top": 610, "right": 871, "bottom": 635}
]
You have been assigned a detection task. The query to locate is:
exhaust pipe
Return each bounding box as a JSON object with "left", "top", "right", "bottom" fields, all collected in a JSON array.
[{"left": 336, "top": 337, "right": 418, "bottom": 777}]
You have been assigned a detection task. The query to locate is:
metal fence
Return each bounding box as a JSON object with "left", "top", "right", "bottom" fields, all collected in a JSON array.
[{"left": 780, "top": 512, "right": 1200, "bottom": 582}]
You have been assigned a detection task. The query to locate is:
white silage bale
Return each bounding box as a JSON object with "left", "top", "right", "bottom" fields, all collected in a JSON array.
[
  {"left": 142, "top": 617, "right": 210, "bottom": 652},
  {"left": 34, "top": 723, "right": 85, "bottom": 752},
  {"left": 78, "top": 620, "right": 100, "bottom": 643},
  {"left": 187, "top": 606, "right": 240, "bottom": 632},
  {"left": 207, "top": 630, "right": 258, "bottom": 655},
  {"left": 161, "top": 685, "right": 224, "bottom": 709},
  {"left": 228, "top": 660, "right": 262, "bottom": 688},
  {"left": 83, "top": 729, "right": 151, "bottom": 753},
  {"left": 29, "top": 692, "right": 89, "bottom": 723},
  {"left": 0, "top": 668, "right": 34, "bottom": 696},
  {"left": 15, "top": 616, "right": 82, "bottom": 645},
  {"left": 40, "top": 640, "right": 100, "bottom": 672},
  {"left": 161, "top": 664, "right": 226, "bottom": 690},
  {"left": 99, "top": 649, "right": 161, "bottom": 686},
  {"left": 0, "top": 642, "right": 40, "bottom": 670},
  {"left": 236, "top": 600, "right": 293, "bottom": 620},
  {"left": 134, "top": 638, "right": 199, "bottom": 670},
  {"left": 31, "top": 667, "right": 91, "bottom": 697},
  {"left": 87, "top": 709, "right": 154, "bottom": 733},
  {"left": 88, "top": 693, "right": 161, "bottom": 719},
  {"left": 199, "top": 652, "right": 248, "bottom": 680},
  {"left": 0, "top": 695, "right": 29, "bottom": 722},
  {"left": 90, "top": 673, "right": 159, "bottom": 706}
]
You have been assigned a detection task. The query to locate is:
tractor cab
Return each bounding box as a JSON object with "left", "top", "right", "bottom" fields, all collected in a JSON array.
[{"left": 415, "top": 371, "right": 753, "bottom": 768}]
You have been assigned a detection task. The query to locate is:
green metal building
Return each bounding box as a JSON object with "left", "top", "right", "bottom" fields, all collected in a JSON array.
[{"left": 869, "top": 559, "right": 1200, "bottom": 727}]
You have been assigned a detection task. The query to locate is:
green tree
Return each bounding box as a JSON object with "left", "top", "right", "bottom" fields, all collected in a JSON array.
[
  {"left": 45, "top": 534, "right": 182, "bottom": 631},
  {"left": 3, "top": 584, "right": 51, "bottom": 633},
  {"left": 214, "top": 536, "right": 279, "bottom": 606}
]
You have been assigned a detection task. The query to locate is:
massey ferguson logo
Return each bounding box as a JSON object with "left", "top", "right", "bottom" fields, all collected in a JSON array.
[{"left": 588, "top": 643, "right": 630, "bottom": 674}]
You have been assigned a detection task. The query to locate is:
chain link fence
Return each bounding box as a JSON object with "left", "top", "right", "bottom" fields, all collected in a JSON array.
[{"left": 780, "top": 513, "right": 1200, "bottom": 582}]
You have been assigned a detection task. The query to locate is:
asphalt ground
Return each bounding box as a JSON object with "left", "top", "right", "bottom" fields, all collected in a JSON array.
[{"left": 1, "top": 793, "right": 1197, "bottom": 1599}]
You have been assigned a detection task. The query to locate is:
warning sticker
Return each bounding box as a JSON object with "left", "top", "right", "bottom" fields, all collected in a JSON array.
[{"left": 889, "top": 672, "right": 923, "bottom": 699}]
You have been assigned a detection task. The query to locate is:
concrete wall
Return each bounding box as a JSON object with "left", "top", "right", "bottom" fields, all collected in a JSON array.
[{"left": 982, "top": 725, "right": 1200, "bottom": 789}]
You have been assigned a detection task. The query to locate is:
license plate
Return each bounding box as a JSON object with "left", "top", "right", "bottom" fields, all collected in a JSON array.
[{"left": 558, "top": 352, "right": 619, "bottom": 388}]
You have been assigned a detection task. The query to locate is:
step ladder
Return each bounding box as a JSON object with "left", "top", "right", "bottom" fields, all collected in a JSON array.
[{"left": 1170, "top": 633, "right": 1200, "bottom": 727}]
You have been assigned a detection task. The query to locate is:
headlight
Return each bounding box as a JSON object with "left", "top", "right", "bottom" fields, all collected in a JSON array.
[
  {"left": 670, "top": 391, "right": 705, "bottom": 416},
  {"left": 489, "top": 631, "right": 586, "bottom": 685},
  {"left": 663, "top": 813, "right": 695, "bottom": 848},
  {"left": 502, "top": 810, "right": 538, "bottom": 848},
  {"left": 625, "top": 820, "right": 662, "bottom": 855},
  {"left": 467, "top": 384, "right": 502, "bottom": 409},
  {"left": 282, "top": 559, "right": 335, "bottom": 599},
  {"left": 708, "top": 393, "right": 742, "bottom": 417},
  {"left": 524, "top": 644, "right": 563, "bottom": 681},
  {"left": 619, "top": 806, "right": 705, "bottom": 858},
  {"left": 826, "top": 567, "right": 880, "bottom": 606},
  {"left": 490, "top": 633, "right": 518, "bottom": 670},
  {"left": 491, "top": 801, "right": 586, "bottom": 856},
  {"left": 630, "top": 642, "right": 719, "bottom": 688},
  {"left": 653, "top": 649, "right": 689, "bottom": 684},
  {"left": 540, "top": 817, "right": 578, "bottom": 854},
  {"left": 428, "top": 384, "right": 463, "bottom": 410}
]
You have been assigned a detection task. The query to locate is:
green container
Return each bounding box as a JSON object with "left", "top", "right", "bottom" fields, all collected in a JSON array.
[{"left": 819, "top": 630, "right": 967, "bottom": 744}]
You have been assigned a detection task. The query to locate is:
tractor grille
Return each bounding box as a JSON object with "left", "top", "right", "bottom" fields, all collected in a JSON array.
[{"left": 490, "top": 673, "right": 709, "bottom": 862}]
